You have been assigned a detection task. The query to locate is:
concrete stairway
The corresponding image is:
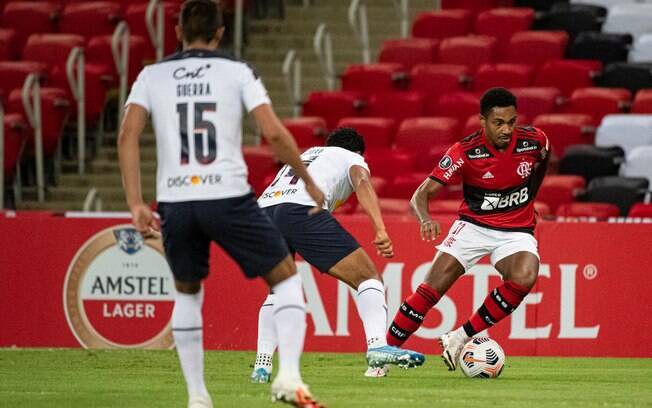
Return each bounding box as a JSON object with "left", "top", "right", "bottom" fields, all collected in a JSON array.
[{"left": 17, "top": 0, "right": 439, "bottom": 212}]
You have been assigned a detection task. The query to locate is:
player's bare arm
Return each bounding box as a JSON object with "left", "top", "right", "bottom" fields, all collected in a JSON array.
[
  {"left": 410, "top": 177, "right": 444, "bottom": 242},
  {"left": 118, "top": 103, "right": 158, "bottom": 235},
  {"left": 350, "top": 165, "right": 393, "bottom": 258},
  {"left": 252, "top": 104, "right": 325, "bottom": 213}
]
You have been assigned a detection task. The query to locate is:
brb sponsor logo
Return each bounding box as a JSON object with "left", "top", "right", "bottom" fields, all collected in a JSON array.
[
  {"left": 481, "top": 186, "right": 529, "bottom": 211},
  {"left": 64, "top": 225, "right": 175, "bottom": 349},
  {"left": 261, "top": 188, "right": 298, "bottom": 200},
  {"left": 167, "top": 174, "right": 222, "bottom": 188}
]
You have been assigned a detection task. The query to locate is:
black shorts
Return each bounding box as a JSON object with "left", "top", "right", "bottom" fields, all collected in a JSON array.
[
  {"left": 158, "top": 193, "right": 290, "bottom": 282},
  {"left": 264, "top": 203, "right": 360, "bottom": 273}
]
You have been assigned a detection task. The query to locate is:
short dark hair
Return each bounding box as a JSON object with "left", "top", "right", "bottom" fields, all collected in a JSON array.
[
  {"left": 480, "top": 87, "right": 517, "bottom": 117},
  {"left": 180, "top": 0, "right": 223, "bottom": 44},
  {"left": 326, "top": 127, "right": 366, "bottom": 155}
]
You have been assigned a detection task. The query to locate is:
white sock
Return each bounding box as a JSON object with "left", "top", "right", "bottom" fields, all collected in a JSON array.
[
  {"left": 453, "top": 325, "right": 470, "bottom": 342},
  {"left": 254, "top": 293, "right": 277, "bottom": 371},
  {"left": 271, "top": 274, "right": 306, "bottom": 381},
  {"left": 172, "top": 288, "right": 209, "bottom": 398},
  {"left": 356, "top": 279, "right": 388, "bottom": 350}
]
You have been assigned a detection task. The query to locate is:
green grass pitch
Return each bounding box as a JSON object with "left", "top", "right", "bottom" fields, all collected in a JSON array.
[{"left": 1, "top": 349, "right": 651, "bottom": 407}]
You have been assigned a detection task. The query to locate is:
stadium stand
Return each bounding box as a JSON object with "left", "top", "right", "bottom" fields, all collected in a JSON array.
[
  {"left": 595, "top": 114, "right": 652, "bottom": 155},
  {"left": 472, "top": 63, "right": 535, "bottom": 92},
  {"left": 580, "top": 176, "right": 649, "bottom": 215},
  {"left": 303, "top": 91, "right": 365, "bottom": 131},
  {"left": 411, "top": 9, "right": 474, "bottom": 39},
  {"left": 558, "top": 144, "right": 624, "bottom": 182},
  {"left": 628, "top": 202, "right": 652, "bottom": 217},
  {"left": 602, "top": 3, "right": 652, "bottom": 41},
  {"left": 555, "top": 202, "right": 620, "bottom": 219},
  {"left": 537, "top": 174, "right": 586, "bottom": 212},
  {"left": 532, "top": 5, "right": 603, "bottom": 39},
  {"left": 534, "top": 59, "right": 601, "bottom": 96},
  {"left": 409, "top": 63, "right": 471, "bottom": 98},
  {"left": 532, "top": 113, "right": 595, "bottom": 157},
  {"left": 438, "top": 35, "right": 497, "bottom": 70},
  {"left": 378, "top": 38, "right": 439, "bottom": 70},
  {"left": 629, "top": 34, "right": 652, "bottom": 63},
  {"left": 621, "top": 146, "right": 652, "bottom": 183},
  {"left": 567, "top": 32, "right": 632, "bottom": 65},
  {"left": 505, "top": 31, "right": 569, "bottom": 66},
  {"left": 365, "top": 91, "right": 425, "bottom": 123},
  {"left": 597, "top": 63, "right": 652, "bottom": 94},
  {"left": 631, "top": 89, "right": 652, "bottom": 113},
  {"left": 510, "top": 87, "right": 561, "bottom": 119},
  {"left": 279, "top": 117, "right": 327, "bottom": 148},
  {"left": 558, "top": 87, "right": 631, "bottom": 123},
  {"left": 336, "top": 117, "right": 397, "bottom": 149},
  {"left": 341, "top": 63, "right": 407, "bottom": 94},
  {"left": 395, "top": 117, "right": 461, "bottom": 152}
]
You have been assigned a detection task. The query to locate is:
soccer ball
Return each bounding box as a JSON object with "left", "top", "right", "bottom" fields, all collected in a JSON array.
[{"left": 458, "top": 337, "right": 505, "bottom": 378}]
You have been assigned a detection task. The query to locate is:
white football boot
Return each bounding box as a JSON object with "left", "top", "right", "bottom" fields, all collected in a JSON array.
[
  {"left": 364, "top": 364, "right": 390, "bottom": 378},
  {"left": 271, "top": 377, "right": 324, "bottom": 407},
  {"left": 188, "top": 394, "right": 213, "bottom": 408},
  {"left": 439, "top": 331, "right": 467, "bottom": 371}
]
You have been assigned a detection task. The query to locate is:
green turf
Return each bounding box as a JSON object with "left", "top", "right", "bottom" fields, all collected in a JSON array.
[{"left": 1, "top": 349, "right": 651, "bottom": 407}]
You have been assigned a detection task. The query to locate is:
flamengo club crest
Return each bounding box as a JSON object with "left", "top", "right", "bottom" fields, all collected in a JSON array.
[
  {"left": 63, "top": 225, "right": 176, "bottom": 349},
  {"left": 517, "top": 161, "right": 532, "bottom": 178}
]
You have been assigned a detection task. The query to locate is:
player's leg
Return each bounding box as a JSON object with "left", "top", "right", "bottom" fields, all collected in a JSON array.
[
  {"left": 460, "top": 250, "right": 538, "bottom": 339},
  {"left": 158, "top": 202, "right": 212, "bottom": 408},
  {"left": 251, "top": 293, "right": 277, "bottom": 383},
  {"left": 327, "top": 248, "right": 424, "bottom": 371},
  {"left": 441, "top": 232, "right": 539, "bottom": 371},
  {"left": 199, "top": 196, "right": 320, "bottom": 406}
]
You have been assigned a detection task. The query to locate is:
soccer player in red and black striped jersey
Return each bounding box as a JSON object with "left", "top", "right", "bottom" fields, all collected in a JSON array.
[{"left": 386, "top": 88, "right": 550, "bottom": 370}]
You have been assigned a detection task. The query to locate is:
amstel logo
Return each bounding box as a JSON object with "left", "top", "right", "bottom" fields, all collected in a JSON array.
[{"left": 63, "top": 225, "right": 175, "bottom": 349}]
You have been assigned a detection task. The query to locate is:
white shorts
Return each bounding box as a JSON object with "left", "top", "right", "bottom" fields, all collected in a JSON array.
[{"left": 436, "top": 220, "right": 539, "bottom": 271}]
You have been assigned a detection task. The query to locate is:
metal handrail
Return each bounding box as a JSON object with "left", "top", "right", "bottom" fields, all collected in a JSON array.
[
  {"left": 234, "top": 0, "right": 244, "bottom": 58},
  {"left": 314, "top": 23, "right": 336, "bottom": 90},
  {"left": 283, "top": 50, "right": 302, "bottom": 118},
  {"left": 112, "top": 22, "right": 130, "bottom": 128},
  {"left": 66, "top": 46, "right": 85, "bottom": 175},
  {"left": 393, "top": 0, "right": 410, "bottom": 38},
  {"left": 146, "top": 0, "right": 164, "bottom": 61},
  {"left": 83, "top": 187, "right": 103, "bottom": 212},
  {"left": 348, "top": 0, "right": 370, "bottom": 63},
  {"left": 21, "top": 74, "right": 45, "bottom": 202}
]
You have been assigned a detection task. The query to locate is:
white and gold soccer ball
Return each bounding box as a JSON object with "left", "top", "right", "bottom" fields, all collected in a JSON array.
[{"left": 458, "top": 337, "right": 505, "bottom": 378}]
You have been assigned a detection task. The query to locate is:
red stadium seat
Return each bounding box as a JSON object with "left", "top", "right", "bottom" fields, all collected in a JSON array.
[
  {"left": 438, "top": 35, "right": 497, "bottom": 71},
  {"left": 22, "top": 34, "right": 112, "bottom": 124},
  {"left": 506, "top": 31, "right": 569, "bottom": 66},
  {"left": 429, "top": 199, "right": 462, "bottom": 215},
  {"left": 537, "top": 175, "right": 585, "bottom": 212},
  {"left": 559, "top": 87, "right": 631, "bottom": 123},
  {"left": 0, "top": 2, "right": 60, "bottom": 51},
  {"left": 0, "top": 28, "right": 18, "bottom": 60},
  {"left": 416, "top": 145, "right": 450, "bottom": 173},
  {"left": 341, "top": 63, "right": 406, "bottom": 95},
  {"left": 555, "top": 202, "right": 620, "bottom": 219},
  {"left": 125, "top": 2, "right": 180, "bottom": 60},
  {"left": 374, "top": 198, "right": 410, "bottom": 214},
  {"left": 472, "top": 63, "right": 535, "bottom": 92},
  {"left": 59, "top": 2, "right": 122, "bottom": 40},
  {"left": 412, "top": 9, "right": 473, "bottom": 40},
  {"left": 365, "top": 148, "right": 417, "bottom": 183},
  {"left": 0, "top": 61, "right": 48, "bottom": 98},
  {"left": 628, "top": 203, "right": 652, "bottom": 217},
  {"left": 302, "top": 91, "right": 365, "bottom": 130},
  {"left": 378, "top": 38, "right": 439, "bottom": 71},
  {"left": 428, "top": 92, "right": 480, "bottom": 123},
  {"left": 534, "top": 59, "right": 602, "bottom": 96},
  {"left": 474, "top": 8, "right": 535, "bottom": 59},
  {"left": 395, "top": 117, "right": 461, "bottom": 152},
  {"left": 2, "top": 113, "right": 26, "bottom": 178},
  {"left": 631, "top": 89, "right": 652, "bottom": 113},
  {"left": 336, "top": 117, "right": 397, "bottom": 149},
  {"left": 441, "top": 0, "right": 514, "bottom": 13},
  {"left": 280, "top": 117, "right": 327, "bottom": 148},
  {"left": 365, "top": 92, "right": 425, "bottom": 123},
  {"left": 242, "top": 146, "right": 282, "bottom": 196},
  {"left": 384, "top": 173, "right": 430, "bottom": 199},
  {"left": 511, "top": 87, "right": 562, "bottom": 119},
  {"left": 87, "top": 34, "right": 147, "bottom": 85},
  {"left": 409, "top": 64, "right": 471, "bottom": 100},
  {"left": 534, "top": 201, "right": 551, "bottom": 217},
  {"left": 7, "top": 87, "right": 71, "bottom": 157},
  {"left": 532, "top": 113, "right": 595, "bottom": 158}
]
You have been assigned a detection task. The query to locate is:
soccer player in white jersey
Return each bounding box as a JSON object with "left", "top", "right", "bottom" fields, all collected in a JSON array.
[
  {"left": 250, "top": 128, "right": 425, "bottom": 383},
  {"left": 118, "top": 1, "right": 326, "bottom": 407}
]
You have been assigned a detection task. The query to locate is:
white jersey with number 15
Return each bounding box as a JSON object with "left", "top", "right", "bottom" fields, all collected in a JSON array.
[{"left": 126, "top": 49, "right": 270, "bottom": 203}]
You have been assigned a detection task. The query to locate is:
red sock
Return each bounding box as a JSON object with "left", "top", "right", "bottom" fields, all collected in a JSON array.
[
  {"left": 463, "top": 281, "right": 530, "bottom": 337},
  {"left": 387, "top": 283, "right": 440, "bottom": 346}
]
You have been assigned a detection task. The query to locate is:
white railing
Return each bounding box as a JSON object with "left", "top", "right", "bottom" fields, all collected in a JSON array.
[
  {"left": 393, "top": 0, "right": 410, "bottom": 38},
  {"left": 314, "top": 23, "right": 336, "bottom": 90},
  {"left": 112, "top": 22, "right": 130, "bottom": 129},
  {"left": 83, "top": 187, "right": 103, "bottom": 212},
  {"left": 348, "top": 0, "right": 370, "bottom": 63},
  {"left": 234, "top": 0, "right": 244, "bottom": 58},
  {"left": 146, "top": 0, "right": 165, "bottom": 61},
  {"left": 283, "top": 50, "right": 302, "bottom": 118},
  {"left": 67, "top": 46, "right": 85, "bottom": 175},
  {"left": 21, "top": 74, "right": 45, "bottom": 202}
]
